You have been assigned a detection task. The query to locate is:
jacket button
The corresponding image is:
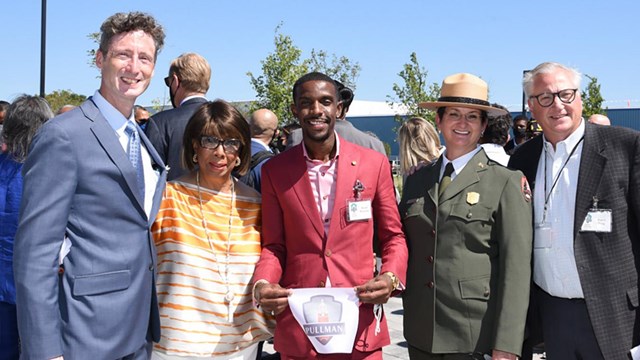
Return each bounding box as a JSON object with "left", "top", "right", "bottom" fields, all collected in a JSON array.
[
  {"left": 148, "top": 264, "right": 154, "bottom": 271},
  {"left": 484, "top": 289, "right": 490, "bottom": 297},
  {"left": 427, "top": 281, "right": 434, "bottom": 288},
  {"left": 467, "top": 213, "right": 473, "bottom": 218},
  {"left": 319, "top": 281, "right": 326, "bottom": 287},
  {"left": 431, "top": 229, "right": 436, "bottom": 236},
  {"left": 325, "top": 250, "right": 332, "bottom": 257},
  {"left": 427, "top": 256, "right": 434, "bottom": 263},
  {"left": 58, "top": 266, "right": 65, "bottom": 275}
]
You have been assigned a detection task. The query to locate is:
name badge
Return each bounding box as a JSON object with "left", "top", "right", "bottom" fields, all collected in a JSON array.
[
  {"left": 347, "top": 199, "right": 372, "bottom": 222},
  {"left": 580, "top": 209, "right": 612, "bottom": 233}
]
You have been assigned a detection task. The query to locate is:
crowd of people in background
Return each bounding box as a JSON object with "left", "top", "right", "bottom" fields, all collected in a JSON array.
[{"left": 0, "top": 10, "right": 636, "bottom": 360}]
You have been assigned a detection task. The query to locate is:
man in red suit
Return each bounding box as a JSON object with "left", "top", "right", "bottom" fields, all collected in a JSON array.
[{"left": 253, "top": 72, "right": 408, "bottom": 359}]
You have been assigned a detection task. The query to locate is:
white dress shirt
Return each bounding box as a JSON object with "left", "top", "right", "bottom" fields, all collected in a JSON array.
[
  {"left": 440, "top": 146, "right": 482, "bottom": 181},
  {"left": 480, "top": 143, "right": 510, "bottom": 166},
  {"left": 533, "top": 119, "right": 585, "bottom": 298}
]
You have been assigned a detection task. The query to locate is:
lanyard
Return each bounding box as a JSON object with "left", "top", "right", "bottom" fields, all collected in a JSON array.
[{"left": 541, "top": 136, "right": 584, "bottom": 223}]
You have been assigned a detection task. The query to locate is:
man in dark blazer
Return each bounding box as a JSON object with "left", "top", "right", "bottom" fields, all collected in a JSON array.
[
  {"left": 145, "top": 52, "right": 210, "bottom": 180},
  {"left": 14, "top": 12, "right": 167, "bottom": 360},
  {"left": 509, "top": 62, "right": 640, "bottom": 360}
]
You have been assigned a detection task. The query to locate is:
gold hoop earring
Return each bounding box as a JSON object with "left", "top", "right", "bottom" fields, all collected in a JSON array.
[
  {"left": 192, "top": 154, "right": 198, "bottom": 163},
  {"left": 235, "top": 158, "right": 241, "bottom": 166}
]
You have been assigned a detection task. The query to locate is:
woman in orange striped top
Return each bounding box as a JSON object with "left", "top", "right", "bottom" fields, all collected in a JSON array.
[{"left": 151, "top": 100, "right": 274, "bottom": 360}]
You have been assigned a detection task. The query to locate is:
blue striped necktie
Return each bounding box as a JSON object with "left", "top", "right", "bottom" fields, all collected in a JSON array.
[{"left": 124, "top": 121, "right": 145, "bottom": 198}]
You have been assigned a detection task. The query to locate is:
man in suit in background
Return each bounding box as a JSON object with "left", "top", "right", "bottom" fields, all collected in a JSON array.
[
  {"left": 145, "top": 52, "right": 210, "bottom": 180},
  {"left": 14, "top": 12, "right": 167, "bottom": 360},
  {"left": 286, "top": 81, "right": 387, "bottom": 155},
  {"left": 253, "top": 72, "right": 407, "bottom": 359},
  {"left": 239, "top": 108, "right": 278, "bottom": 192},
  {"left": 510, "top": 62, "right": 640, "bottom": 360}
]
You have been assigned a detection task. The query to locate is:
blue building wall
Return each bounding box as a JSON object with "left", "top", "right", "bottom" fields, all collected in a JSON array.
[{"left": 349, "top": 108, "right": 640, "bottom": 157}]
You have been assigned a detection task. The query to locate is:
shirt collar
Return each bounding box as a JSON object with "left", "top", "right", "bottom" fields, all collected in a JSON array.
[
  {"left": 180, "top": 95, "right": 207, "bottom": 106},
  {"left": 442, "top": 145, "right": 482, "bottom": 173},
  {"left": 251, "top": 138, "right": 271, "bottom": 152},
  {"left": 303, "top": 131, "right": 340, "bottom": 163},
  {"left": 92, "top": 90, "right": 135, "bottom": 132},
  {"left": 543, "top": 118, "right": 585, "bottom": 153}
]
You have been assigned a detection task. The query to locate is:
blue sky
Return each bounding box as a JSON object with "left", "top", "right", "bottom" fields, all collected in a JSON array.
[{"left": 2, "top": 0, "right": 639, "bottom": 111}]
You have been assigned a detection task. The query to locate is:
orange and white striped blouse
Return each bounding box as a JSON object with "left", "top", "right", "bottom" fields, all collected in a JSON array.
[{"left": 152, "top": 181, "right": 274, "bottom": 358}]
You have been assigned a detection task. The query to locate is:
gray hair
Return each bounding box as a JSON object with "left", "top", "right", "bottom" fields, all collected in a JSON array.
[
  {"left": 2, "top": 95, "right": 54, "bottom": 162},
  {"left": 523, "top": 62, "right": 582, "bottom": 98}
]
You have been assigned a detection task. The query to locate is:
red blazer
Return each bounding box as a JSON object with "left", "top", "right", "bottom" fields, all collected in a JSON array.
[{"left": 253, "top": 137, "right": 408, "bottom": 357}]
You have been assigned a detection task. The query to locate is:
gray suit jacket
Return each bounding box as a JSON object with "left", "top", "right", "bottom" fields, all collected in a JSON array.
[
  {"left": 145, "top": 97, "right": 208, "bottom": 180},
  {"left": 287, "top": 119, "right": 386, "bottom": 155},
  {"left": 509, "top": 123, "right": 640, "bottom": 360},
  {"left": 14, "top": 99, "right": 167, "bottom": 360}
]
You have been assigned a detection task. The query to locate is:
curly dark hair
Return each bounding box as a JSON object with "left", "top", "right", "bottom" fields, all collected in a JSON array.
[
  {"left": 481, "top": 103, "right": 512, "bottom": 145},
  {"left": 99, "top": 12, "right": 165, "bottom": 59}
]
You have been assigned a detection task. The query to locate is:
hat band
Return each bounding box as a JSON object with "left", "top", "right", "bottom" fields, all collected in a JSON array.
[{"left": 438, "top": 96, "right": 490, "bottom": 107}]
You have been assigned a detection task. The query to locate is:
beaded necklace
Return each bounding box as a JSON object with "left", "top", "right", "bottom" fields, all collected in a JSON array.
[{"left": 196, "top": 171, "right": 235, "bottom": 322}]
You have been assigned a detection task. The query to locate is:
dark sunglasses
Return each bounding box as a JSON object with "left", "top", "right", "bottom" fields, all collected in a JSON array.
[{"left": 164, "top": 75, "right": 173, "bottom": 88}]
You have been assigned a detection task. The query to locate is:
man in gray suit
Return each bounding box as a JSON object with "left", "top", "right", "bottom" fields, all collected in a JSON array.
[
  {"left": 14, "top": 12, "right": 167, "bottom": 360},
  {"left": 145, "top": 52, "right": 210, "bottom": 180},
  {"left": 510, "top": 62, "right": 640, "bottom": 360}
]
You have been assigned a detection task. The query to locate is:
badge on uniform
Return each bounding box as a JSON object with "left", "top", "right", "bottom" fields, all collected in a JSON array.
[
  {"left": 580, "top": 196, "right": 612, "bottom": 233},
  {"left": 347, "top": 179, "right": 372, "bottom": 222},
  {"left": 466, "top": 192, "right": 479, "bottom": 205}
]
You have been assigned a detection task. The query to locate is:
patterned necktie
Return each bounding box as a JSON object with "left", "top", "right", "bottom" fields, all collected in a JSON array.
[
  {"left": 439, "top": 162, "right": 454, "bottom": 198},
  {"left": 124, "top": 122, "right": 145, "bottom": 198}
]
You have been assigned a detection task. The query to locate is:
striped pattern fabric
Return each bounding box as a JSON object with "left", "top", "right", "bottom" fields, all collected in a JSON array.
[{"left": 152, "top": 181, "right": 274, "bottom": 357}]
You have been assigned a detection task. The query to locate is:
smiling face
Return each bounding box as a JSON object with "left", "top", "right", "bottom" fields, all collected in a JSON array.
[
  {"left": 528, "top": 68, "right": 583, "bottom": 146},
  {"left": 193, "top": 136, "right": 239, "bottom": 189},
  {"left": 291, "top": 80, "right": 342, "bottom": 149},
  {"left": 96, "top": 30, "right": 156, "bottom": 117},
  {"left": 436, "top": 106, "right": 487, "bottom": 160}
]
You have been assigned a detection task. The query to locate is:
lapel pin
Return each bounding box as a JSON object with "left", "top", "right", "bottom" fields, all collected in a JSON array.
[{"left": 478, "top": 162, "right": 485, "bottom": 168}]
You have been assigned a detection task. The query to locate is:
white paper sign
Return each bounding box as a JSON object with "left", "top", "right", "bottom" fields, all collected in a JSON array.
[{"left": 288, "top": 287, "right": 359, "bottom": 354}]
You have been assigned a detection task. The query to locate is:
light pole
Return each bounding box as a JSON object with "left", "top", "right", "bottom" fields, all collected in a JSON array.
[
  {"left": 40, "top": 0, "right": 47, "bottom": 97},
  {"left": 522, "top": 70, "right": 530, "bottom": 117}
]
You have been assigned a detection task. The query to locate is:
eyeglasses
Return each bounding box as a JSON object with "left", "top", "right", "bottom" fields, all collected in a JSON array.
[
  {"left": 529, "top": 88, "right": 578, "bottom": 108},
  {"left": 164, "top": 75, "right": 173, "bottom": 88},
  {"left": 444, "top": 110, "right": 482, "bottom": 122},
  {"left": 199, "top": 136, "right": 241, "bottom": 153}
]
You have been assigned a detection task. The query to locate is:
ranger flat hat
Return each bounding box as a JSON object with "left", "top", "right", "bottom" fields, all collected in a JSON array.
[{"left": 419, "top": 73, "right": 508, "bottom": 116}]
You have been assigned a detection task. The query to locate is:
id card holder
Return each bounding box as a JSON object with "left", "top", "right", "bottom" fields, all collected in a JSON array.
[
  {"left": 580, "top": 196, "right": 612, "bottom": 233},
  {"left": 534, "top": 222, "right": 553, "bottom": 248},
  {"left": 347, "top": 198, "right": 372, "bottom": 222},
  {"left": 580, "top": 209, "right": 612, "bottom": 233}
]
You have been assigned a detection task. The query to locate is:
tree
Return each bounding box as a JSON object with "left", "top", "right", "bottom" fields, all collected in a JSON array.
[
  {"left": 87, "top": 32, "right": 100, "bottom": 69},
  {"left": 386, "top": 52, "right": 440, "bottom": 127},
  {"left": 247, "top": 24, "right": 361, "bottom": 124},
  {"left": 45, "top": 90, "right": 87, "bottom": 113},
  {"left": 308, "top": 49, "right": 360, "bottom": 90},
  {"left": 247, "top": 25, "right": 309, "bottom": 124},
  {"left": 581, "top": 75, "right": 606, "bottom": 117}
]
